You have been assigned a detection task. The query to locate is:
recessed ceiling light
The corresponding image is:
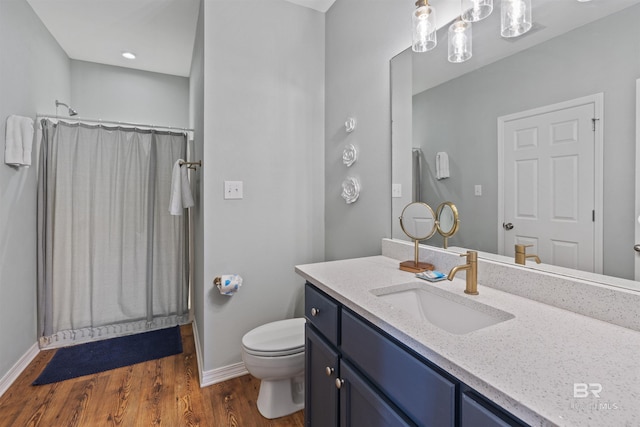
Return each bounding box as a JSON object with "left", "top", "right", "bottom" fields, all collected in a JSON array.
[{"left": 122, "top": 52, "right": 136, "bottom": 60}]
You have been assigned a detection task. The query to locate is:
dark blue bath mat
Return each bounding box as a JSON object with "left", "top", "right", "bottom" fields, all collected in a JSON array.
[{"left": 33, "top": 325, "right": 183, "bottom": 385}]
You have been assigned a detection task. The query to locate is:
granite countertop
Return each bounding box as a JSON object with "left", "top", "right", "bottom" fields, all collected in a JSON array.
[{"left": 295, "top": 255, "right": 640, "bottom": 427}]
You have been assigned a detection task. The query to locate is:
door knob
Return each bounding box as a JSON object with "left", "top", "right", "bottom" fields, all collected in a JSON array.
[
  {"left": 335, "top": 378, "right": 344, "bottom": 389},
  {"left": 503, "top": 222, "right": 514, "bottom": 230},
  {"left": 634, "top": 244, "right": 640, "bottom": 253},
  {"left": 325, "top": 366, "right": 334, "bottom": 376}
]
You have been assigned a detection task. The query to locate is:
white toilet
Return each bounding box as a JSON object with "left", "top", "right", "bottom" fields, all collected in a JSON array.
[{"left": 241, "top": 317, "right": 306, "bottom": 419}]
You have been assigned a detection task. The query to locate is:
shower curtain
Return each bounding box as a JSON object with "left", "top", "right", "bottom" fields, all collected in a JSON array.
[{"left": 37, "top": 120, "right": 189, "bottom": 348}]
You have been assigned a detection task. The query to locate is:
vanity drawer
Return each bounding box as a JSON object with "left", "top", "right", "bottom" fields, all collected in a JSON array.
[
  {"left": 341, "top": 309, "right": 456, "bottom": 427},
  {"left": 305, "top": 283, "right": 339, "bottom": 346}
]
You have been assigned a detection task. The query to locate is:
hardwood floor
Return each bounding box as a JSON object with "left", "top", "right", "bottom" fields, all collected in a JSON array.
[{"left": 0, "top": 324, "right": 305, "bottom": 427}]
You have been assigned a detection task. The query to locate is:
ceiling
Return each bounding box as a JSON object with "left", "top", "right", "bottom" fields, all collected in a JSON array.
[
  {"left": 26, "top": 0, "right": 337, "bottom": 78},
  {"left": 286, "top": 0, "right": 336, "bottom": 12}
]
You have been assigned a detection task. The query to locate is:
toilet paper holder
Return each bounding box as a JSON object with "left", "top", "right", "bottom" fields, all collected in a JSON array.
[{"left": 214, "top": 274, "right": 243, "bottom": 296}]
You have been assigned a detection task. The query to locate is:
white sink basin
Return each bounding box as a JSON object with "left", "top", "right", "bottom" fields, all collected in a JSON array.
[{"left": 371, "top": 282, "right": 514, "bottom": 334}]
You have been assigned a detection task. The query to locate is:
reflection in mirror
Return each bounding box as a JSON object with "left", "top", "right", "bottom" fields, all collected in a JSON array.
[
  {"left": 436, "top": 202, "right": 459, "bottom": 249},
  {"left": 391, "top": 0, "right": 640, "bottom": 288},
  {"left": 399, "top": 202, "right": 436, "bottom": 273}
]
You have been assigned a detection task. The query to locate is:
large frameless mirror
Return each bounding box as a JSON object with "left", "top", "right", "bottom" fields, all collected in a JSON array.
[{"left": 391, "top": 0, "right": 640, "bottom": 292}]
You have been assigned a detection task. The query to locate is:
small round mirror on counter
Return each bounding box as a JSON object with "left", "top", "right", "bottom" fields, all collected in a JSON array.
[
  {"left": 400, "top": 202, "right": 437, "bottom": 240},
  {"left": 436, "top": 202, "right": 460, "bottom": 249},
  {"left": 399, "top": 202, "right": 437, "bottom": 273}
]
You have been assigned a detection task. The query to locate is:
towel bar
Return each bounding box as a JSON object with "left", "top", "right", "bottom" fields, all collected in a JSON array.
[{"left": 179, "top": 160, "right": 201, "bottom": 170}]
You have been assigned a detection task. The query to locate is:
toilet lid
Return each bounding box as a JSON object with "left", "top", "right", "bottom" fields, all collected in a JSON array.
[{"left": 242, "top": 318, "right": 305, "bottom": 355}]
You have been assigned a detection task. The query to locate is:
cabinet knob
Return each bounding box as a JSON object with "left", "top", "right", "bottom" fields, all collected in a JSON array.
[
  {"left": 325, "top": 366, "right": 334, "bottom": 377},
  {"left": 310, "top": 307, "right": 320, "bottom": 316},
  {"left": 335, "top": 378, "right": 344, "bottom": 389}
]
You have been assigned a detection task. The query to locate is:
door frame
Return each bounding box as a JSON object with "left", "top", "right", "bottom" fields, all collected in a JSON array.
[{"left": 497, "top": 93, "right": 604, "bottom": 274}]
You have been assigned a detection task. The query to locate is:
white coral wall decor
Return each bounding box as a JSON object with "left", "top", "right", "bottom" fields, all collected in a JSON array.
[
  {"left": 344, "top": 117, "right": 357, "bottom": 133},
  {"left": 342, "top": 144, "right": 358, "bottom": 167},
  {"left": 341, "top": 176, "right": 361, "bottom": 204}
]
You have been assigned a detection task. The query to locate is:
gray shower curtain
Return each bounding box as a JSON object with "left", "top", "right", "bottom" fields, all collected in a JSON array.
[{"left": 37, "top": 120, "right": 189, "bottom": 348}]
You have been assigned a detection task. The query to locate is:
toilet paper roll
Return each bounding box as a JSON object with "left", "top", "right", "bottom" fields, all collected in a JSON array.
[{"left": 216, "top": 274, "right": 243, "bottom": 296}]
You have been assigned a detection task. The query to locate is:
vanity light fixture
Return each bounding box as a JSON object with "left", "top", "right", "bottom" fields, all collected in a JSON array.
[
  {"left": 412, "top": 0, "right": 437, "bottom": 53},
  {"left": 501, "top": 0, "right": 532, "bottom": 38},
  {"left": 462, "top": 0, "right": 493, "bottom": 23},
  {"left": 122, "top": 51, "right": 136, "bottom": 60},
  {"left": 449, "top": 0, "right": 473, "bottom": 63},
  {"left": 413, "top": 0, "right": 532, "bottom": 62},
  {"left": 448, "top": 21, "right": 472, "bottom": 62}
]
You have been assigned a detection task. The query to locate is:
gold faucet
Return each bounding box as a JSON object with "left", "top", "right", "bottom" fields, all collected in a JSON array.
[
  {"left": 447, "top": 251, "right": 478, "bottom": 295},
  {"left": 514, "top": 244, "right": 541, "bottom": 265}
]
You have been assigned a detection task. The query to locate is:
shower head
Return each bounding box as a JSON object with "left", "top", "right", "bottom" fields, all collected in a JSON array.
[{"left": 55, "top": 100, "right": 78, "bottom": 117}]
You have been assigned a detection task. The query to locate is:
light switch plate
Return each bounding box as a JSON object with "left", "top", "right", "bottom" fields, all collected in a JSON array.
[
  {"left": 224, "top": 181, "right": 243, "bottom": 199},
  {"left": 474, "top": 184, "right": 482, "bottom": 196},
  {"left": 392, "top": 184, "right": 402, "bottom": 198}
]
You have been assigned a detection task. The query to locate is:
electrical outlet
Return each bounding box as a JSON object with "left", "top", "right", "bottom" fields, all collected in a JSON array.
[
  {"left": 474, "top": 185, "right": 482, "bottom": 196},
  {"left": 224, "top": 181, "right": 243, "bottom": 199}
]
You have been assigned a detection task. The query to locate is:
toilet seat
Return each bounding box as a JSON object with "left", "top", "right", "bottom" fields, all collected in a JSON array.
[{"left": 242, "top": 318, "right": 305, "bottom": 357}]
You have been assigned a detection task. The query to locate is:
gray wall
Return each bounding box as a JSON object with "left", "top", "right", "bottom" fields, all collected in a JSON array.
[
  {"left": 324, "top": 0, "right": 413, "bottom": 260},
  {"left": 201, "top": 0, "right": 325, "bottom": 370},
  {"left": 412, "top": 7, "right": 640, "bottom": 279},
  {"left": 71, "top": 60, "right": 189, "bottom": 128},
  {"left": 0, "top": 0, "right": 70, "bottom": 381},
  {"left": 189, "top": 0, "right": 205, "bottom": 359}
]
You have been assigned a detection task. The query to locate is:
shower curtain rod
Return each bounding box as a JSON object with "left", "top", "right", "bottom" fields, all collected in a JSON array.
[{"left": 36, "top": 114, "right": 194, "bottom": 134}]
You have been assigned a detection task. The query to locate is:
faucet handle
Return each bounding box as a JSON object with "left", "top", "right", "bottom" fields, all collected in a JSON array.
[
  {"left": 515, "top": 244, "right": 533, "bottom": 253},
  {"left": 459, "top": 250, "right": 477, "bottom": 262}
]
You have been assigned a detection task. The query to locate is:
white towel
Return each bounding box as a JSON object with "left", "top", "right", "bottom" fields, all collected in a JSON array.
[
  {"left": 436, "top": 151, "right": 450, "bottom": 180},
  {"left": 4, "top": 115, "right": 34, "bottom": 167},
  {"left": 169, "top": 159, "right": 195, "bottom": 215}
]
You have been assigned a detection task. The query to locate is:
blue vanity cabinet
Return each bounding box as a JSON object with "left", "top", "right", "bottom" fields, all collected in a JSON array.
[
  {"left": 304, "top": 283, "right": 530, "bottom": 427},
  {"left": 305, "top": 283, "right": 431, "bottom": 426},
  {"left": 305, "top": 283, "right": 341, "bottom": 427},
  {"left": 305, "top": 324, "right": 339, "bottom": 427}
]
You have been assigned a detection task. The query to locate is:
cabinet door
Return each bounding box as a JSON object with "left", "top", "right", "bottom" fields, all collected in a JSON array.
[
  {"left": 461, "top": 392, "right": 529, "bottom": 427},
  {"left": 338, "top": 360, "right": 415, "bottom": 427},
  {"left": 305, "top": 324, "right": 339, "bottom": 427},
  {"left": 341, "top": 310, "right": 456, "bottom": 426}
]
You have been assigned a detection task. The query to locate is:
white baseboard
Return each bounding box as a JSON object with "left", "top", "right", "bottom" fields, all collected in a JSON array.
[
  {"left": 0, "top": 342, "right": 40, "bottom": 398},
  {"left": 191, "top": 319, "right": 248, "bottom": 388},
  {"left": 191, "top": 318, "right": 205, "bottom": 384},
  {"left": 200, "top": 362, "right": 248, "bottom": 387}
]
